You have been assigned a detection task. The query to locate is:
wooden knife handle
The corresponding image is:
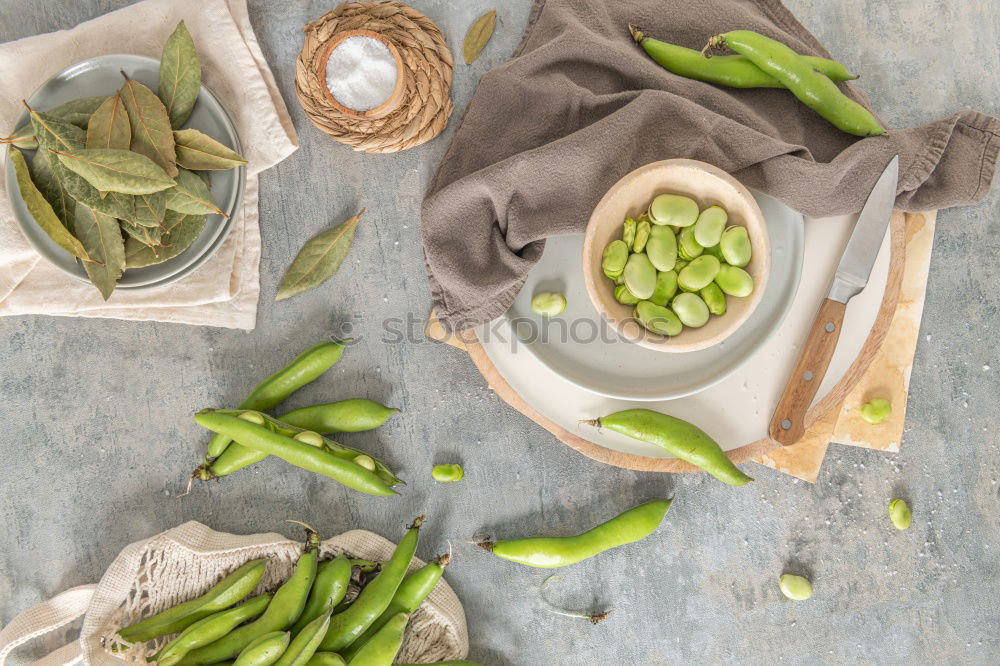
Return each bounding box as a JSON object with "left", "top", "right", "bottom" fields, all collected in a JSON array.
[{"left": 769, "top": 298, "right": 847, "bottom": 446}]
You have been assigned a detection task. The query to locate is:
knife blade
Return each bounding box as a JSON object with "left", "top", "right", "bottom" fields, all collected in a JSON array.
[
  {"left": 828, "top": 155, "right": 900, "bottom": 303},
  {"left": 769, "top": 156, "right": 899, "bottom": 446}
]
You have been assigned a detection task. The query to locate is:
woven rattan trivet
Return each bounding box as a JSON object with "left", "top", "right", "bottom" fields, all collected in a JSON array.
[{"left": 295, "top": 0, "right": 454, "bottom": 153}]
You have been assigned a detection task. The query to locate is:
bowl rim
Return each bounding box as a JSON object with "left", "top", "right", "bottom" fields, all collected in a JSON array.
[
  {"left": 3, "top": 53, "right": 245, "bottom": 291},
  {"left": 582, "top": 158, "right": 770, "bottom": 353}
]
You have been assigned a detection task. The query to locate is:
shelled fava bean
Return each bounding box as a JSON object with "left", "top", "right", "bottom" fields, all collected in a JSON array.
[{"left": 602, "top": 194, "right": 754, "bottom": 336}]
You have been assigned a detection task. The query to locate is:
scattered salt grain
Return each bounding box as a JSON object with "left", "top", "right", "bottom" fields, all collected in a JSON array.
[{"left": 325, "top": 36, "right": 398, "bottom": 111}]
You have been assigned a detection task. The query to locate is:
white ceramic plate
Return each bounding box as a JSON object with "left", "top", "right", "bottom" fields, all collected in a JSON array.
[
  {"left": 493, "top": 190, "right": 804, "bottom": 401},
  {"left": 479, "top": 208, "right": 891, "bottom": 458},
  {"left": 3, "top": 54, "right": 245, "bottom": 290}
]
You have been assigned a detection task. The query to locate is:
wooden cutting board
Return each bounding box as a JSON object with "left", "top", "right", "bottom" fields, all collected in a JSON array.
[{"left": 426, "top": 211, "right": 935, "bottom": 482}]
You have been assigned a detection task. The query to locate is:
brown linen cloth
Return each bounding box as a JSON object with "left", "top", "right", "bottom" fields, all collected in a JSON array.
[{"left": 421, "top": 0, "right": 1000, "bottom": 332}]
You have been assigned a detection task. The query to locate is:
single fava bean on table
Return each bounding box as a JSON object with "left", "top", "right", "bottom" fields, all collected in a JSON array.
[
  {"left": 779, "top": 574, "right": 813, "bottom": 601},
  {"left": 861, "top": 398, "right": 891, "bottom": 424},
  {"left": 431, "top": 463, "right": 464, "bottom": 482},
  {"left": 583, "top": 409, "right": 753, "bottom": 486},
  {"left": 889, "top": 498, "right": 912, "bottom": 530},
  {"left": 530, "top": 292, "right": 567, "bottom": 317},
  {"left": 476, "top": 499, "right": 672, "bottom": 568}
]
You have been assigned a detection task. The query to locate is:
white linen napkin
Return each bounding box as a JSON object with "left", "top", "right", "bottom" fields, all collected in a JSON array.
[{"left": 0, "top": 0, "right": 297, "bottom": 329}]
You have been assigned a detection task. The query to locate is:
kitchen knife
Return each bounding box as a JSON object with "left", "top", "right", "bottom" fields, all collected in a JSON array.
[{"left": 769, "top": 155, "right": 899, "bottom": 446}]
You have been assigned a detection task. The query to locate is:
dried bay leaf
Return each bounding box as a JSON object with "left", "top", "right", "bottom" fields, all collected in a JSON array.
[
  {"left": 463, "top": 10, "right": 497, "bottom": 64},
  {"left": 120, "top": 76, "right": 178, "bottom": 176},
  {"left": 159, "top": 21, "right": 201, "bottom": 129},
  {"left": 75, "top": 202, "right": 125, "bottom": 300},
  {"left": 121, "top": 218, "right": 165, "bottom": 249},
  {"left": 165, "top": 168, "right": 225, "bottom": 216},
  {"left": 31, "top": 150, "right": 76, "bottom": 233},
  {"left": 3, "top": 97, "right": 106, "bottom": 148},
  {"left": 131, "top": 191, "right": 168, "bottom": 228},
  {"left": 173, "top": 129, "right": 247, "bottom": 170},
  {"left": 86, "top": 94, "right": 131, "bottom": 150},
  {"left": 44, "top": 96, "right": 108, "bottom": 128},
  {"left": 10, "top": 149, "right": 89, "bottom": 260},
  {"left": 49, "top": 155, "right": 133, "bottom": 220},
  {"left": 53, "top": 148, "right": 176, "bottom": 195},
  {"left": 28, "top": 107, "right": 86, "bottom": 152},
  {"left": 125, "top": 211, "right": 206, "bottom": 268},
  {"left": 276, "top": 209, "right": 362, "bottom": 301}
]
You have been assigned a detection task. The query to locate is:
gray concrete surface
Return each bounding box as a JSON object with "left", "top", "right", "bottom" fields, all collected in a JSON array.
[{"left": 1, "top": 1, "right": 998, "bottom": 664}]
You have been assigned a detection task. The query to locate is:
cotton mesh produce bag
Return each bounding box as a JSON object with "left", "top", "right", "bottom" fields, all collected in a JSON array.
[{"left": 0, "top": 521, "right": 468, "bottom": 666}]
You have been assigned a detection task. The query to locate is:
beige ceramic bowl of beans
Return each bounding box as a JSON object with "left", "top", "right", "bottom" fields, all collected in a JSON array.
[{"left": 582, "top": 159, "right": 771, "bottom": 353}]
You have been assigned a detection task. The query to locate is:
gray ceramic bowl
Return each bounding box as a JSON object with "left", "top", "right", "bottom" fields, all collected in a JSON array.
[{"left": 3, "top": 54, "right": 245, "bottom": 289}]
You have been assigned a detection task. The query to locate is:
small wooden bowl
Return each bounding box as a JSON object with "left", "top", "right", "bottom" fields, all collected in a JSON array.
[
  {"left": 318, "top": 29, "right": 407, "bottom": 120},
  {"left": 582, "top": 159, "right": 771, "bottom": 353}
]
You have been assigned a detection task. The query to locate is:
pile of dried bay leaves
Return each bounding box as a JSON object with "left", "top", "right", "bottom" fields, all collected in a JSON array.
[{"left": 2, "top": 21, "right": 246, "bottom": 299}]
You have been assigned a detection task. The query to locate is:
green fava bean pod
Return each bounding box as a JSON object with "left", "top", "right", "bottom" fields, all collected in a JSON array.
[
  {"left": 319, "top": 518, "right": 424, "bottom": 653},
  {"left": 201, "top": 411, "right": 402, "bottom": 490},
  {"left": 119, "top": 558, "right": 269, "bottom": 643},
  {"left": 706, "top": 30, "right": 886, "bottom": 137},
  {"left": 176, "top": 533, "right": 321, "bottom": 666},
  {"left": 344, "top": 612, "right": 409, "bottom": 666},
  {"left": 305, "top": 654, "right": 347, "bottom": 666},
  {"left": 477, "top": 499, "right": 671, "bottom": 568},
  {"left": 677, "top": 255, "right": 721, "bottom": 292},
  {"left": 291, "top": 556, "right": 352, "bottom": 634},
  {"left": 715, "top": 265, "right": 754, "bottom": 297},
  {"left": 342, "top": 554, "right": 450, "bottom": 661},
  {"left": 693, "top": 206, "right": 728, "bottom": 248},
  {"left": 280, "top": 400, "right": 398, "bottom": 434},
  {"left": 601, "top": 240, "right": 628, "bottom": 279},
  {"left": 719, "top": 225, "right": 752, "bottom": 267},
  {"left": 586, "top": 409, "right": 753, "bottom": 486},
  {"left": 233, "top": 632, "right": 290, "bottom": 666},
  {"left": 671, "top": 293, "right": 710, "bottom": 328},
  {"left": 634, "top": 301, "right": 682, "bottom": 337},
  {"left": 206, "top": 341, "right": 350, "bottom": 460},
  {"left": 623, "top": 253, "right": 657, "bottom": 300},
  {"left": 621, "top": 216, "right": 637, "bottom": 247},
  {"left": 156, "top": 595, "right": 273, "bottom": 666},
  {"left": 195, "top": 411, "right": 399, "bottom": 496},
  {"left": 630, "top": 25, "right": 858, "bottom": 88},
  {"left": 645, "top": 224, "right": 677, "bottom": 272},
  {"left": 700, "top": 282, "right": 727, "bottom": 316},
  {"left": 648, "top": 270, "right": 677, "bottom": 307},
  {"left": 614, "top": 284, "right": 641, "bottom": 306},
  {"left": 648, "top": 194, "right": 698, "bottom": 227},
  {"left": 632, "top": 218, "right": 651, "bottom": 253},
  {"left": 677, "top": 225, "right": 703, "bottom": 261},
  {"left": 274, "top": 610, "right": 333, "bottom": 666}
]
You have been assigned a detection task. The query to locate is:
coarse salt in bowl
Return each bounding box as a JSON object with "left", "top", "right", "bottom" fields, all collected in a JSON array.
[{"left": 320, "top": 30, "right": 406, "bottom": 119}]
